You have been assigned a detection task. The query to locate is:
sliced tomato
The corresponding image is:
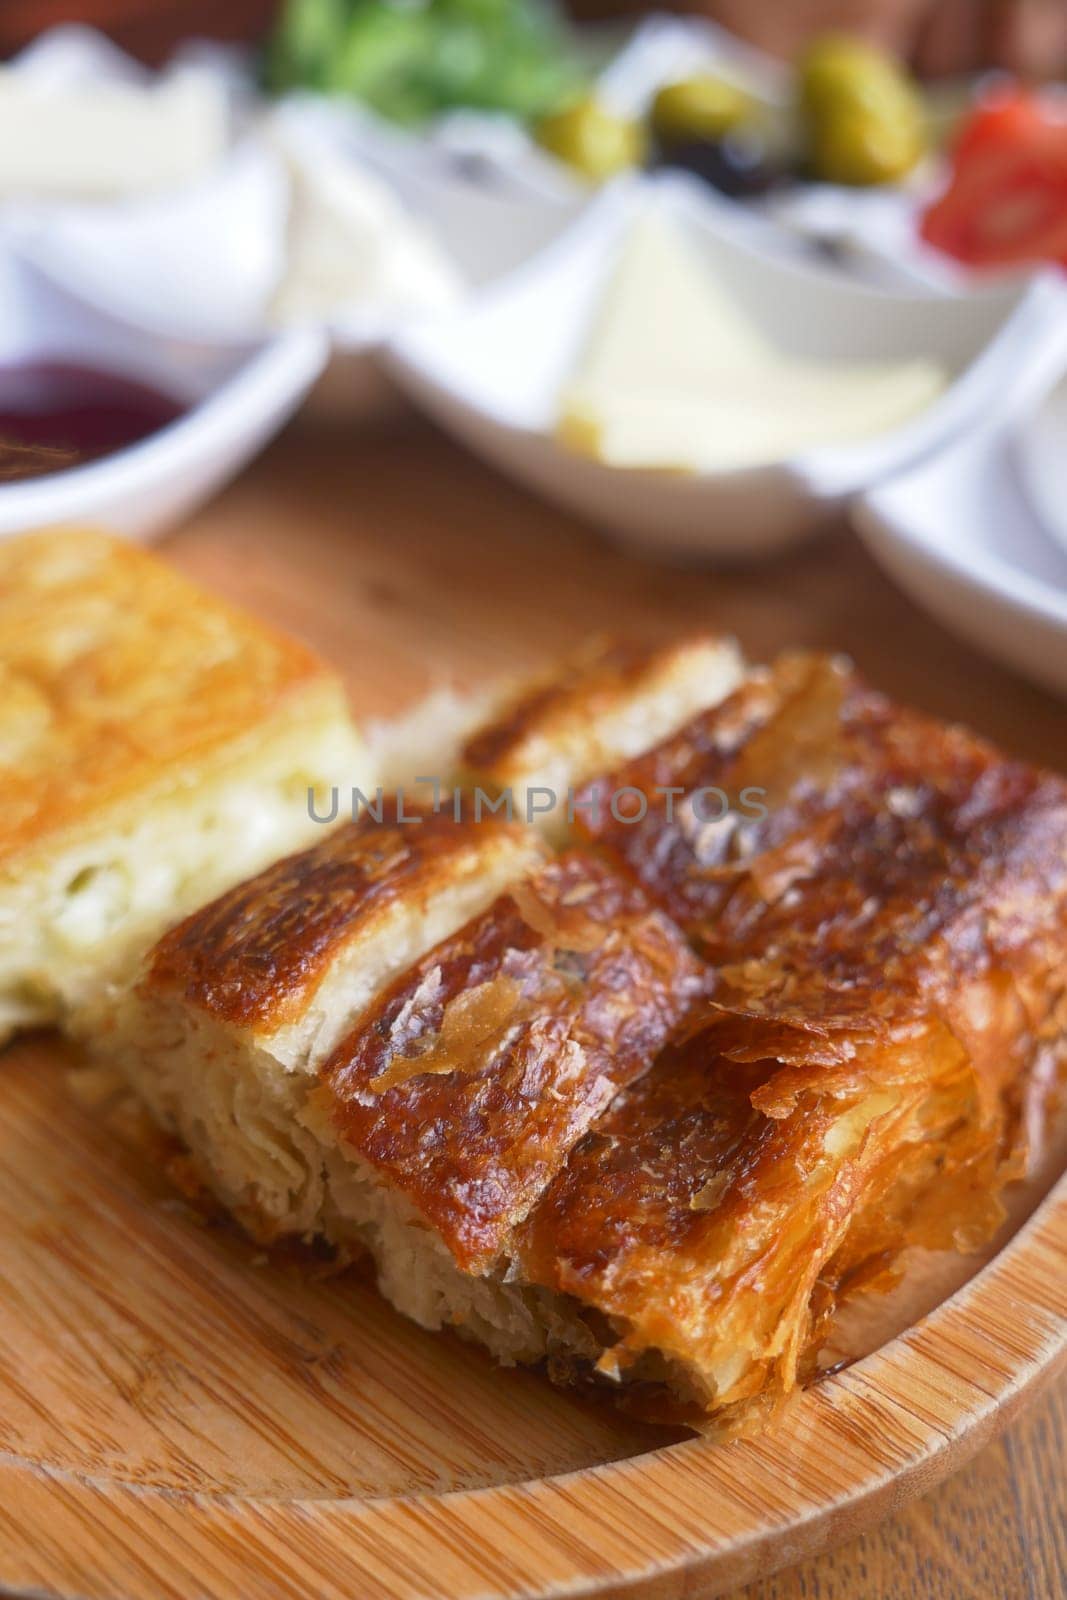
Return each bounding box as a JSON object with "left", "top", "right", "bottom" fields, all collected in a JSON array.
[
  {"left": 921, "top": 88, "right": 1067, "bottom": 269},
  {"left": 949, "top": 83, "right": 1051, "bottom": 165}
]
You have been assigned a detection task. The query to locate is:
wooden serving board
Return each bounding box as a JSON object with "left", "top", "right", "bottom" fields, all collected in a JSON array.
[{"left": 2, "top": 418, "right": 1066, "bottom": 1600}]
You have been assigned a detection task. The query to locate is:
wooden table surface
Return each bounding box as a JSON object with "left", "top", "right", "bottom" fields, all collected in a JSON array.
[{"left": 163, "top": 410, "right": 1067, "bottom": 1600}]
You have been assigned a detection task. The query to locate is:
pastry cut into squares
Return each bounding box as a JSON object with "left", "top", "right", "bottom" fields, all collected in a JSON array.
[
  {"left": 104, "top": 833, "right": 704, "bottom": 1348},
  {"left": 110, "top": 802, "right": 546, "bottom": 1091},
  {"left": 495, "top": 651, "right": 1067, "bottom": 1418},
  {"left": 105, "top": 809, "right": 547, "bottom": 1216},
  {"left": 572, "top": 651, "right": 1067, "bottom": 1069},
  {"left": 96, "top": 643, "right": 1067, "bottom": 1430},
  {"left": 0, "top": 528, "right": 366, "bottom": 1041},
  {"left": 312, "top": 851, "right": 705, "bottom": 1272},
  {"left": 515, "top": 996, "right": 1015, "bottom": 1424},
  {"left": 458, "top": 633, "right": 743, "bottom": 838}
]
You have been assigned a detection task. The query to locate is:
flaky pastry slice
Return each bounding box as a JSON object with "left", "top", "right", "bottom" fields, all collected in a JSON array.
[
  {"left": 458, "top": 633, "right": 742, "bottom": 838},
  {"left": 0, "top": 528, "right": 366, "bottom": 1042},
  {"left": 505, "top": 651, "right": 1066, "bottom": 1420},
  {"left": 574, "top": 652, "right": 1067, "bottom": 1067},
  {"left": 514, "top": 994, "right": 1025, "bottom": 1425},
  {"left": 103, "top": 820, "right": 703, "bottom": 1351}
]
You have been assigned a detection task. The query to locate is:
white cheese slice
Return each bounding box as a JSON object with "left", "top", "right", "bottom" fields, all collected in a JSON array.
[
  {"left": 0, "top": 70, "right": 227, "bottom": 198},
  {"left": 558, "top": 214, "right": 946, "bottom": 473},
  {"left": 267, "top": 117, "right": 462, "bottom": 326}
]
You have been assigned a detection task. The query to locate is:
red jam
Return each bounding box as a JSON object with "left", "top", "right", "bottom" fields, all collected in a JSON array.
[{"left": 0, "top": 361, "right": 186, "bottom": 480}]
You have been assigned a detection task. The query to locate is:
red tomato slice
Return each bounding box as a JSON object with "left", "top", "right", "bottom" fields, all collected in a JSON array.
[
  {"left": 921, "top": 91, "right": 1067, "bottom": 269},
  {"left": 950, "top": 84, "right": 1050, "bottom": 166}
]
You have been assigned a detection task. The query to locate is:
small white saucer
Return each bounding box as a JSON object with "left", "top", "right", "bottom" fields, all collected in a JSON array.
[
  {"left": 0, "top": 248, "right": 327, "bottom": 544},
  {"left": 1014, "top": 372, "right": 1067, "bottom": 558},
  {"left": 0, "top": 29, "right": 476, "bottom": 347},
  {"left": 855, "top": 330, "right": 1067, "bottom": 698}
]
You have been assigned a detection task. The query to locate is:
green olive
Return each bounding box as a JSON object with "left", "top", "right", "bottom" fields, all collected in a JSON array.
[
  {"left": 801, "top": 36, "right": 888, "bottom": 108},
  {"left": 534, "top": 96, "right": 647, "bottom": 181},
  {"left": 799, "top": 33, "right": 925, "bottom": 185},
  {"left": 650, "top": 75, "right": 754, "bottom": 146},
  {"left": 809, "top": 102, "right": 923, "bottom": 185}
]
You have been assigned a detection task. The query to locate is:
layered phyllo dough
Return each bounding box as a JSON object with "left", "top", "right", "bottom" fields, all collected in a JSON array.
[
  {"left": 105, "top": 818, "right": 703, "bottom": 1354},
  {"left": 0, "top": 528, "right": 365, "bottom": 1042},
  {"left": 573, "top": 651, "right": 1067, "bottom": 1071},
  {"left": 95, "top": 642, "right": 1067, "bottom": 1429},
  {"left": 516, "top": 986, "right": 1023, "bottom": 1422},
  {"left": 459, "top": 633, "right": 742, "bottom": 838},
  {"left": 542, "top": 652, "right": 1067, "bottom": 1414},
  {"left": 105, "top": 812, "right": 547, "bottom": 1234}
]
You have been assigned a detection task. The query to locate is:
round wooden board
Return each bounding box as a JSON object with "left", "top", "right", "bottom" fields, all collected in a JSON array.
[
  {"left": 3, "top": 422, "right": 1067, "bottom": 1600},
  {"left": 1, "top": 959, "right": 1065, "bottom": 1600}
]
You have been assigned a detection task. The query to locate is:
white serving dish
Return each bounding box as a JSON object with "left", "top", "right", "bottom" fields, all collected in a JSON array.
[
  {"left": 1, "top": 71, "right": 464, "bottom": 350},
  {"left": 6, "top": 25, "right": 586, "bottom": 307},
  {"left": 1014, "top": 371, "right": 1067, "bottom": 559},
  {"left": 6, "top": 137, "right": 291, "bottom": 348},
  {"left": 0, "top": 249, "right": 327, "bottom": 543},
  {"left": 280, "top": 94, "right": 584, "bottom": 292},
  {"left": 386, "top": 176, "right": 1065, "bottom": 560},
  {"left": 855, "top": 330, "right": 1067, "bottom": 699}
]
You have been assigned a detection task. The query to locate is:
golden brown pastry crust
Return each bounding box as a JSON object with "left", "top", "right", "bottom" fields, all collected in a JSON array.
[
  {"left": 462, "top": 637, "right": 661, "bottom": 775},
  {"left": 517, "top": 1005, "right": 995, "bottom": 1418},
  {"left": 0, "top": 528, "right": 334, "bottom": 865},
  {"left": 575, "top": 653, "right": 1067, "bottom": 1070},
  {"left": 460, "top": 633, "right": 733, "bottom": 787},
  {"left": 522, "top": 653, "right": 1067, "bottom": 1415},
  {"left": 317, "top": 851, "right": 706, "bottom": 1271},
  {"left": 144, "top": 809, "right": 543, "bottom": 1033}
]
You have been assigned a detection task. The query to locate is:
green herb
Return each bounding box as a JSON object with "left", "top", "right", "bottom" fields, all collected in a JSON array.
[{"left": 264, "top": 0, "right": 587, "bottom": 126}]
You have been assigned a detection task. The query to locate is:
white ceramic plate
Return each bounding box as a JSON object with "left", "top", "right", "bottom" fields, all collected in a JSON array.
[
  {"left": 0, "top": 248, "right": 327, "bottom": 543},
  {"left": 283, "top": 95, "right": 584, "bottom": 291},
  {"left": 855, "top": 331, "right": 1067, "bottom": 699},
  {"left": 1014, "top": 371, "right": 1067, "bottom": 558},
  {"left": 0, "top": 30, "right": 472, "bottom": 344},
  {"left": 1, "top": 28, "right": 591, "bottom": 423},
  {"left": 386, "top": 175, "right": 1065, "bottom": 560}
]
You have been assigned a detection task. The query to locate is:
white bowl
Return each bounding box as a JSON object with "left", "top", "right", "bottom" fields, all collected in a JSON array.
[
  {"left": 854, "top": 328, "right": 1067, "bottom": 699},
  {"left": 0, "top": 250, "right": 327, "bottom": 543},
  {"left": 386, "top": 177, "right": 1065, "bottom": 560},
  {"left": 1013, "top": 371, "right": 1067, "bottom": 558}
]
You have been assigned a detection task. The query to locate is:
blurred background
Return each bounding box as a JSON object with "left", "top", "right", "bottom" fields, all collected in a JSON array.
[
  {"left": 2, "top": 0, "right": 1065, "bottom": 75},
  {"left": 0, "top": 0, "right": 1064, "bottom": 691}
]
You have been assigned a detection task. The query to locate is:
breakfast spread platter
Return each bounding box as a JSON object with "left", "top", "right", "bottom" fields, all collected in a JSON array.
[
  {"left": 0, "top": 7, "right": 1066, "bottom": 1594},
  {"left": 1, "top": 449, "right": 1064, "bottom": 1600}
]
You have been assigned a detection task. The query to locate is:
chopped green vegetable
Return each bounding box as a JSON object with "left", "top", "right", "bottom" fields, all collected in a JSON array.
[
  {"left": 265, "top": 0, "right": 586, "bottom": 126},
  {"left": 263, "top": 0, "right": 351, "bottom": 92}
]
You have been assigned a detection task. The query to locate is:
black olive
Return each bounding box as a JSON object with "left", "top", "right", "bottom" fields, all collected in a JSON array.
[{"left": 655, "top": 129, "right": 787, "bottom": 199}]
